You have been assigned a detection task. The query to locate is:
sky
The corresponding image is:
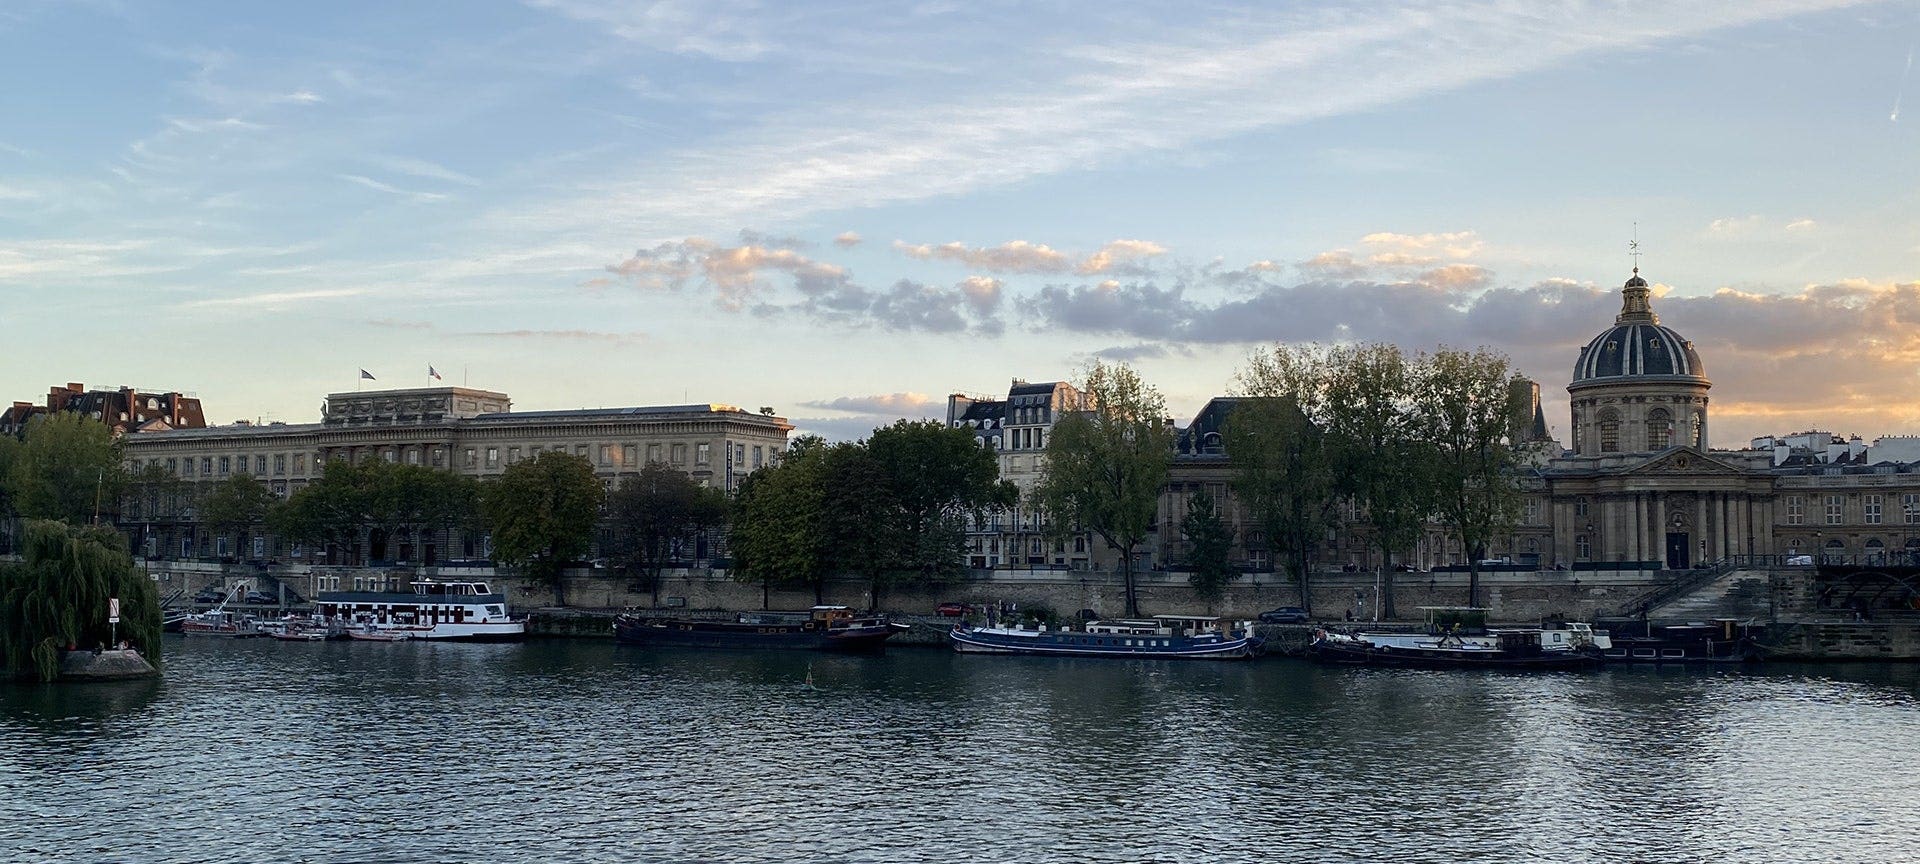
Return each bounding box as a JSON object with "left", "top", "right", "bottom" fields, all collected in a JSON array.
[{"left": 1, "top": 0, "right": 1916, "bottom": 447}]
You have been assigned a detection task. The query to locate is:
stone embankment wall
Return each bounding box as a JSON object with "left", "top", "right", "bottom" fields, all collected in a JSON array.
[{"left": 1763, "top": 621, "right": 1920, "bottom": 660}]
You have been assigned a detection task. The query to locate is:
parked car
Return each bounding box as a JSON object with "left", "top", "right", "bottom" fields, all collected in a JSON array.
[
  {"left": 243, "top": 590, "right": 276, "bottom": 604},
  {"left": 1259, "top": 606, "right": 1310, "bottom": 624},
  {"left": 192, "top": 588, "right": 227, "bottom": 605},
  {"left": 935, "top": 602, "right": 974, "bottom": 617},
  {"left": 1786, "top": 555, "right": 1814, "bottom": 566}
]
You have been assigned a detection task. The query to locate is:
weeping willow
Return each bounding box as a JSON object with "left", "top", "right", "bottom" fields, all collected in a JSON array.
[{"left": 0, "top": 519, "right": 162, "bottom": 682}]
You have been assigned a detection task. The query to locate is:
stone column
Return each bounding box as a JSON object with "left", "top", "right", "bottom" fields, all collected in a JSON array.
[{"left": 1697, "top": 493, "right": 1709, "bottom": 564}]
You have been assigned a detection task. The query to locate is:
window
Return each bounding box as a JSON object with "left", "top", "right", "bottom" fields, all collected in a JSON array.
[
  {"left": 1523, "top": 498, "right": 1539, "bottom": 525},
  {"left": 598, "top": 444, "right": 612, "bottom": 465},
  {"left": 1575, "top": 535, "right": 1591, "bottom": 559},
  {"left": 508, "top": 447, "right": 521, "bottom": 465},
  {"left": 406, "top": 449, "right": 420, "bottom": 465},
  {"left": 576, "top": 445, "right": 589, "bottom": 458},
  {"left": 647, "top": 443, "right": 662, "bottom": 464},
  {"left": 431, "top": 448, "right": 445, "bottom": 467},
  {"left": 671, "top": 443, "right": 687, "bottom": 464},
  {"left": 1598, "top": 408, "right": 1620, "bottom": 453},
  {"left": 1786, "top": 496, "right": 1804, "bottom": 525},
  {"left": 294, "top": 454, "right": 306, "bottom": 474},
  {"left": 1865, "top": 494, "right": 1882, "bottom": 525},
  {"left": 1906, "top": 493, "right": 1920, "bottom": 524},
  {"left": 274, "top": 454, "right": 286, "bottom": 475},
  {"left": 1575, "top": 497, "right": 1589, "bottom": 518},
  {"left": 255, "top": 455, "right": 267, "bottom": 474},
  {"left": 464, "top": 449, "right": 477, "bottom": 468},
  {"left": 167, "top": 457, "right": 178, "bottom": 475},
  {"left": 752, "top": 446, "right": 763, "bottom": 469},
  {"left": 486, "top": 448, "right": 500, "bottom": 468},
  {"left": 735, "top": 443, "right": 744, "bottom": 465},
  {"left": 696, "top": 443, "right": 710, "bottom": 465},
  {"left": 200, "top": 456, "right": 212, "bottom": 476},
  {"left": 218, "top": 456, "right": 231, "bottom": 475},
  {"left": 1646, "top": 408, "right": 1671, "bottom": 449},
  {"left": 623, "top": 445, "right": 637, "bottom": 467},
  {"left": 1825, "top": 494, "right": 1843, "bottom": 525}
]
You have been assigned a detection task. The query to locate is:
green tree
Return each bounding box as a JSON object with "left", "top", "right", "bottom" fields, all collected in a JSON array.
[
  {"left": 480, "top": 451, "right": 605, "bottom": 606},
  {"left": 7, "top": 413, "right": 125, "bottom": 525},
  {"left": 866, "top": 419, "right": 1013, "bottom": 584},
  {"left": 1415, "top": 346, "right": 1530, "bottom": 608},
  {"left": 122, "top": 461, "right": 185, "bottom": 559},
  {"left": 0, "top": 520, "right": 162, "bottom": 682},
  {"left": 1324, "top": 343, "right": 1436, "bottom": 620},
  {"left": 730, "top": 449, "right": 828, "bottom": 607},
  {"left": 270, "top": 459, "right": 374, "bottom": 564},
  {"left": 1180, "top": 489, "right": 1234, "bottom": 608},
  {"left": 817, "top": 441, "right": 904, "bottom": 603},
  {"left": 1033, "top": 361, "right": 1173, "bottom": 618},
  {"left": 200, "top": 473, "right": 278, "bottom": 560},
  {"left": 607, "top": 461, "right": 728, "bottom": 607},
  {"left": 1225, "top": 345, "right": 1340, "bottom": 617},
  {"left": 367, "top": 462, "right": 480, "bottom": 564}
]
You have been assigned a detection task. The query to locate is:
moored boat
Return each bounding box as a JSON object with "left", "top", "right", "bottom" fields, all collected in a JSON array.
[
  {"left": 1595, "top": 617, "right": 1762, "bottom": 663},
  {"left": 948, "top": 614, "right": 1264, "bottom": 660},
  {"left": 315, "top": 580, "right": 525, "bottom": 642},
  {"left": 1307, "top": 607, "right": 1606, "bottom": 670},
  {"left": 179, "top": 609, "right": 264, "bottom": 638},
  {"left": 613, "top": 606, "right": 906, "bottom": 651}
]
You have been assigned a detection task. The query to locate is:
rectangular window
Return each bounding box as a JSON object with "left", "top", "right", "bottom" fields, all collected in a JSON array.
[
  {"left": 255, "top": 455, "right": 267, "bottom": 474},
  {"left": 647, "top": 443, "right": 662, "bottom": 464},
  {"left": 734, "top": 443, "right": 744, "bottom": 465},
  {"left": 1523, "top": 498, "right": 1539, "bottom": 525},
  {"left": 696, "top": 443, "right": 711, "bottom": 465},
  {"left": 1825, "top": 494, "right": 1843, "bottom": 525},
  {"left": 218, "top": 456, "right": 231, "bottom": 475},
  {"left": 599, "top": 444, "right": 612, "bottom": 465},
  {"left": 576, "top": 445, "right": 589, "bottom": 458},
  {"left": 465, "top": 449, "right": 477, "bottom": 468},
  {"left": 431, "top": 448, "right": 445, "bottom": 467},
  {"left": 1574, "top": 498, "right": 1589, "bottom": 517},
  {"left": 406, "top": 449, "right": 421, "bottom": 465},
  {"left": 294, "top": 453, "right": 306, "bottom": 474},
  {"left": 1865, "top": 494, "right": 1882, "bottom": 525},
  {"left": 274, "top": 454, "right": 286, "bottom": 475},
  {"left": 486, "top": 448, "right": 500, "bottom": 468},
  {"left": 1906, "top": 493, "right": 1920, "bottom": 524},
  {"left": 508, "top": 447, "right": 521, "bottom": 465},
  {"left": 1786, "top": 496, "right": 1804, "bottom": 525},
  {"left": 623, "top": 445, "right": 637, "bottom": 467},
  {"left": 752, "top": 446, "right": 763, "bottom": 469},
  {"left": 672, "top": 443, "right": 687, "bottom": 464},
  {"left": 167, "top": 457, "right": 178, "bottom": 475}
]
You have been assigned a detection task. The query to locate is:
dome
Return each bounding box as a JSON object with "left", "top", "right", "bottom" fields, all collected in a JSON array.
[
  {"left": 1570, "top": 269, "right": 1707, "bottom": 387},
  {"left": 1572, "top": 322, "right": 1705, "bottom": 383}
]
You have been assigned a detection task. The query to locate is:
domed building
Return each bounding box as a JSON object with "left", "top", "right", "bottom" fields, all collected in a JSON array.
[{"left": 1567, "top": 269, "right": 1710, "bottom": 455}]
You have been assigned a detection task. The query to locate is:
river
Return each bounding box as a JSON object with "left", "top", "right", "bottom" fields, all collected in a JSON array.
[{"left": 3, "top": 638, "right": 1917, "bottom": 863}]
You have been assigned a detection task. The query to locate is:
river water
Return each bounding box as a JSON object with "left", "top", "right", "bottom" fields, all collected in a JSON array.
[{"left": 3, "top": 638, "right": 1917, "bottom": 863}]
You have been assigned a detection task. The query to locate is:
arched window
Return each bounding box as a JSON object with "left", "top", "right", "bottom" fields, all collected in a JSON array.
[
  {"left": 1646, "top": 408, "right": 1672, "bottom": 450},
  {"left": 1597, "top": 408, "right": 1621, "bottom": 452}
]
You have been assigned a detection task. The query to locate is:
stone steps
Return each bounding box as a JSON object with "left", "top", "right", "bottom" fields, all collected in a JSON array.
[{"left": 1649, "top": 570, "right": 1770, "bottom": 621}]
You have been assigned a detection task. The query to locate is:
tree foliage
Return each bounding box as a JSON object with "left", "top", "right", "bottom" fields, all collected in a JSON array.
[
  {"left": 480, "top": 451, "right": 605, "bottom": 606},
  {"left": 200, "top": 473, "right": 278, "bottom": 556},
  {"left": 1324, "top": 343, "right": 1438, "bottom": 619},
  {"left": 6, "top": 413, "right": 125, "bottom": 525},
  {"left": 730, "top": 447, "right": 828, "bottom": 606},
  {"left": 1180, "top": 489, "right": 1234, "bottom": 607},
  {"left": 1415, "top": 346, "right": 1530, "bottom": 608},
  {"left": 1225, "top": 346, "right": 1339, "bottom": 616},
  {"left": 866, "top": 419, "right": 1013, "bottom": 582},
  {"left": 0, "top": 520, "right": 162, "bottom": 682},
  {"left": 606, "top": 461, "right": 728, "bottom": 606},
  {"left": 1033, "top": 361, "right": 1173, "bottom": 618},
  {"left": 270, "top": 460, "right": 479, "bottom": 564}
]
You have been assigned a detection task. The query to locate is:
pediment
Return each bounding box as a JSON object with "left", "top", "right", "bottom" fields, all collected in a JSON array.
[{"left": 1621, "top": 446, "right": 1746, "bottom": 477}]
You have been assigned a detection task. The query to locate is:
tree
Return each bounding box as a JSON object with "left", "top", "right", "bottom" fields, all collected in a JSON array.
[
  {"left": 606, "top": 462, "right": 728, "bottom": 607},
  {"left": 122, "top": 461, "right": 186, "bottom": 560},
  {"left": 1226, "top": 346, "right": 1340, "bottom": 617},
  {"left": 200, "top": 473, "right": 277, "bottom": 560},
  {"left": 481, "top": 451, "right": 605, "bottom": 606},
  {"left": 730, "top": 450, "right": 828, "bottom": 607},
  {"left": 6, "top": 413, "right": 125, "bottom": 525},
  {"left": 1415, "top": 346, "right": 1530, "bottom": 608},
  {"left": 1324, "top": 343, "right": 1436, "bottom": 620},
  {"left": 366, "top": 462, "right": 480, "bottom": 564},
  {"left": 1181, "top": 489, "right": 1234, "bottom": 608},
  {"left": 270, "top": 459, "right": 374, "bottom": 564},
  {"left": 1033, "top": 361, "right": 1173, "bottom": 618},
  {"left": 866, "top": 419, "right": 1013, "bottom": 584},
  {"left": 817, "top": 442, "right": 905, "bottom": 603},
  {"left": 0, "top": 520, "right": 162, "bottom": 682}
]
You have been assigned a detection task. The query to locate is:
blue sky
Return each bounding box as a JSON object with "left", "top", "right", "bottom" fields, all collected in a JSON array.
[{"left": 1, "top": 0, "right": 1915, "bottom": 445}]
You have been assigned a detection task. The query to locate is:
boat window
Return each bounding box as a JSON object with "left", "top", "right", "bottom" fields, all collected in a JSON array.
[
  {"left": 1632, "top": 648, "right": 1656, "bottom": 658},
  {"left": 1661, "top": 649, "right": 1686, "bottom": 658}
]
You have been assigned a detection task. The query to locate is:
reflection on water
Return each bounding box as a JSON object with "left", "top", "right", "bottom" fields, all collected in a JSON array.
[{"left": 2, "top": 640, "right": 1915, "bottom": 863}]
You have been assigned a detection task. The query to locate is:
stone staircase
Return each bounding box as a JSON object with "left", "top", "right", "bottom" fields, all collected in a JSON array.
[{"left": 1644, "top": 569, "right": 1771, "bottom": 622}]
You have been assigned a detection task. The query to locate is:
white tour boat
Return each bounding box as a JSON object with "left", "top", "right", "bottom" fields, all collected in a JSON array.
[{"left": 316, "top": 580, "right": 526, "bottom": 642}]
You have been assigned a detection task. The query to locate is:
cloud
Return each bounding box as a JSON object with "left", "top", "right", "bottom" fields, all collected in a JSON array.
[
  {"left": 371, "top": 156, "right": 480, "bottom": 186},
  {"left": 958, "top": 275, "right": 1002, "bottom": 313},
  {"left": 833, "top": 231, "right": 862, "bottom": 248},
  {"left": 337, "top": 174, "right": 448, "bottom": 202},
  {"left": 892, "top": 238, "right": 1167, "bottom": 275},
  {"left": 798, "top": 392, "right": 939, "bottom": 415},
  {"left": 610, "top": 237, "right": 849, "bottom": 310},
  {"left": 186, "top": 287, "right": 371, "bottom": 309},
  {"left": 1785, "top": 218, "right": 1817, "bottom": 232},
  {"left": 460, "top": 329, "right": 646, "bottom": 343},
  {"left": 275, "top": 90, "right": 324, "bottom": 104}
]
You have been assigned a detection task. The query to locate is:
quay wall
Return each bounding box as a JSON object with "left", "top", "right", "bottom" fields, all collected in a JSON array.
[{"left": 1763, "top": 621, "right": 1920, "bottom": 660}]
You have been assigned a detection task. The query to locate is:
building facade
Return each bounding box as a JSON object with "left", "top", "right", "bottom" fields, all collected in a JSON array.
[
  {"left": 3, "top": 381, "right": 206, "bottom": 436},
  {"left": 946, "top": 379, "right": 1093, "bottom": 568},
  {"left": 117, "top": 386, "right": 791, "bottom": 565}
]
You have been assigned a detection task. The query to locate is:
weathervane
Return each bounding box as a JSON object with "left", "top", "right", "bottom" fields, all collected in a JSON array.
[{"left": 1629, "top": 223, "right": 1642, "bottom": 273}]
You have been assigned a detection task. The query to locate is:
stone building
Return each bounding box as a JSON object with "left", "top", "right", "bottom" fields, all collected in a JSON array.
[
  {"left": 946, "top": 379, "right": 1093, "bottom": 569},
  {"left": 117, "top": 386, "right": 791, "bottom": 565},
  {"left": 1132, "top": 268, "right": 1920, "bottom": 577}
]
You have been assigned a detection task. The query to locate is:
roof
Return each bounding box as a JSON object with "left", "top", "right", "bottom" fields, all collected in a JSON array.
[{"left": 1572, "top": 322, "right": 1706, "bottom": 384}]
